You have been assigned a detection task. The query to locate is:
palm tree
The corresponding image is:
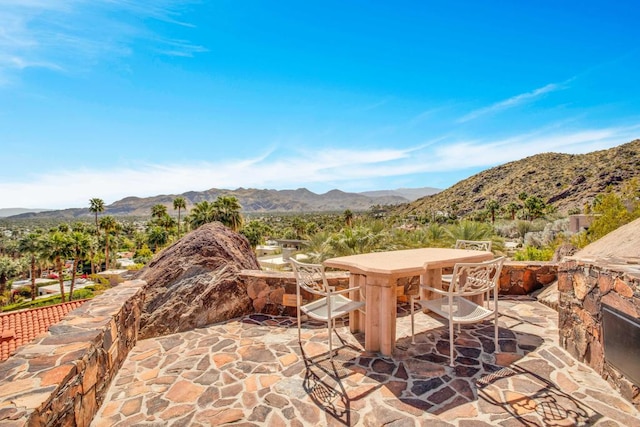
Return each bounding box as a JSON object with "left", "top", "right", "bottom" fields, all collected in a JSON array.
[
  {"left": 485, "top": 200, "right": 500, "bottom": 224},
  {"left": 41, "top": 231, "right": 72, "bottom": 303},
  {"left": 187, "top": 201, "right": 217, "bottom": 229},
  {"left": 524, "top": 195, "right": 547, "bottom": 221},
  {"left": 99, "top": 216, "right": 118, "bottom": 270},
  {"left": 68, "top": 231, "right": 92, "bottom": 300},
  {"left": 213, "top": 196, "right": 244, "bottom": 232},
  {"left": 445, "top": 220, "right": 494, "bottom": 245},
  {"left": 18, "top": 231, "right": 43, "bottom": 301},
  {"left": 89, "top": 198, "right": 105, "bottom": 231},
  {"left": 343, "top": 209, "right": 354, "bottom": 227},
  {"left": 151, "top": 204, "right": 168, "bottom": 219},
  {"left": 173, "top": 197, "right": 187, "bottom": 236},
  {"left": 505, "top": 202, "right": 520, "bottom": 221},
  {"left": 240, "top": 220, "right": 273, "bottom": 248},
  {"left": 0, "top": 256, "right": 20, "bottom": 296},
  {"left": 290, "top": 216, "right": 306, "bottom": 239},
  {"left": 147, "top": 226, "right": 169, "bottom": 252}
]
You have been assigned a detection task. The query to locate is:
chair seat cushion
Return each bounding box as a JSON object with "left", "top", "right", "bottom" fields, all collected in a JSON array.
[{"left": 302, "top": 294, "right": 365, "bottom": 321}]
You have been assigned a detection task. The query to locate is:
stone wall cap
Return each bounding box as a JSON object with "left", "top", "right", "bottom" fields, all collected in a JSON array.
[{"left": 564, "top": 255, "right": 640, "bottom": 278}]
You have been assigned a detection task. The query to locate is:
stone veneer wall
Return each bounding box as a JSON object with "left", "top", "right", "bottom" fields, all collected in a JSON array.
[
  {"left": 498, "top": 261, "right": 557, "bottom": 295},
  {"left": 558, "top": 259, "right": 640, "bottom": 408},
  {"left": 0, "top": 280, "right": 145, "bottom": 427}
]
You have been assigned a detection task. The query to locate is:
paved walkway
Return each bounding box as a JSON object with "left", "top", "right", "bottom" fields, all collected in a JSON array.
[{"left": 92, "top": 300, "right": 640, "bottom": 426}]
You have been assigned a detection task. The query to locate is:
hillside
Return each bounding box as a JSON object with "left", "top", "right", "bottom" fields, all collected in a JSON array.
[
  {"left": 11, "top": 187, "right": 438, "bottom": 219},
  {"left": 400, "top": 139, "right": 640, "bottom": 218},
  {"left": 0, "top": 208, "right": 51, "bottom": 218}
]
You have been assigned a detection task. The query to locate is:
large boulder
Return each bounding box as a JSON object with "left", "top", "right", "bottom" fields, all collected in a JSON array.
[
  {"left": 136, "top": 222, "right": 259, "bottom": 339},
  {"left": 573, "top": 216, "right": 640, "bottom": 262}
]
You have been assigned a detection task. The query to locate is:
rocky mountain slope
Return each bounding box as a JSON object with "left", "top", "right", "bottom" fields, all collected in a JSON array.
[
  {"left": 11, "top": 187, "right": 439, "bottom": 219},
  {"left": 399, "top": 139, "right": 640, "bottom": 218}
]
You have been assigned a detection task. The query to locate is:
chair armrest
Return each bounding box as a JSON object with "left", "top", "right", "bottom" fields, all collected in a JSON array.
[
  {"left": 418, "top": 284, "right": 450, "bottom": 297},
  {"left": 331, "top": 286, "right": 363, "bottom": 296}
]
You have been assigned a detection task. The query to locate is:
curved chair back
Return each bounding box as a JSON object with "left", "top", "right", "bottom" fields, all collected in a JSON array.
[
  {"left": 454, "top": 239, "right": 492, "bottom": 252},
  {"left": 450, "top": 257, "right": 504, "bottom": 296},
  {"left": 290, "top": 258, "right": 330, "bottom": 297}
]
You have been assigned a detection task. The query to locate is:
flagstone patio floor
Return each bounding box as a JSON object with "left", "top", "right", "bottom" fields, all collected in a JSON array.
[{"left": 91, "top": 299, "right": 640, "bottom": 426}]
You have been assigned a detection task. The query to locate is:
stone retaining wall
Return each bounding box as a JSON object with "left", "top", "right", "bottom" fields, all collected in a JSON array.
[
  {"left": 241, "top": 261, "right": 558, "bottom": 315},
  {"left": 0, "top": 280, "right": 145, "bottom": 426},
  {"left": 558, "top": 259, "right": 640, "bottom": 408},
  {"left": 498, "top": 261, "right": 557, "bottom": 295}
]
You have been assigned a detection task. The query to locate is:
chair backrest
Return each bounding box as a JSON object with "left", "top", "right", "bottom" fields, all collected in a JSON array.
[
  {"left": 289, "top": 258, "right": 330, "bottom": 297},
  {"left": 450, "top": 257, "right": 504, "bottom": 296},
  {"left": 455, "top": 239, "right": 492, "bottom": 252}
]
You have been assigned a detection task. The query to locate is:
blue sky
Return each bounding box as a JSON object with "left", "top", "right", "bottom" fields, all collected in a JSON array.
[{"left": 1, "top": 1, "right": 639, "bottom": 209}]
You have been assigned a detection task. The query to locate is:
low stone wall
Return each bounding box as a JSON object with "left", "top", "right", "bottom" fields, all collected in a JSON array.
[
  {"left": 498, "top": 261, "right": 557, "bottom": 295},
  {"left": 241, "top": 261, "right": 558, "bottom": 314},
  {"left": 243, "top": 270, "right": 350, "bottom": 317},
  {"left": 558, "top": 259, "right": 640, "bottom": 408},
  {"left": 0, "top": 280, "right": 145, "bottom": 426}
]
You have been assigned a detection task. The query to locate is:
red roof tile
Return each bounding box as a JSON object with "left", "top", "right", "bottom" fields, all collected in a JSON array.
[{"left": 0, "top": 300, "right": 87, "bottom": 363}]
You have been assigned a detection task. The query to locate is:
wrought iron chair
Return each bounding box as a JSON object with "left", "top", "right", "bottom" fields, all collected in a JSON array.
[
  {"left": 410, "top": 257, "right": 505, "bottom": 366},
  {"left": 290, "top": 258, "right": 365, "bottom": 361},
  {"left": 454, "top": 239, "right": 493, "bottom": 251},
  {"left": 442, "top": 239, "right": 493, "bottom": 285}
]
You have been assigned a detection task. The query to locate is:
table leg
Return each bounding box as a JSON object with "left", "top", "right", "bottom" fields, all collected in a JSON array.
[
  {"left": 365, "top": 275, "right": 396, "bottom": 357},
  {"left": 349, "top": 274, "right": 366, "bottom": 333}
]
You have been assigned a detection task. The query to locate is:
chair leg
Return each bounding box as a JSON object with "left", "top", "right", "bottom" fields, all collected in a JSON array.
[
  {"left": 328, "top": 319, "right": 333, "bottom": 361},
  {"left": 449, "top": 320, "right": 455, "bottom": 367},
  {"left": 410, "top": 296, "right": 416, "bottom": 344},
  {"left": 297, "top": 306, "right": 301, "bottom": 343},
  {"left": 494, "top": 307, "right": 499, "bottom": 354}
]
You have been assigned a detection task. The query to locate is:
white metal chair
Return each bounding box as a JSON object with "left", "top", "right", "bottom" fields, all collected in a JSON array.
[
  {"left": 442, "top": 240, "right": 493, "bottom": 285},
  {"left": 410, "top": 257, "right": 505, "bottom": 366},
  {"left": 454, "top": 239, "right": 493, "bottom": 251},
  {"left": 290, "top": 258, "right": 365, "bottom": 361}
]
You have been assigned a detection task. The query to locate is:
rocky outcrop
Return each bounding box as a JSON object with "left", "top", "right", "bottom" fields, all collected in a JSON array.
[
  {"left": 552, "top": 243, "right": 578, "bottom": 262},
  {"left": 136, "top": 222, "right": 259, "bottom": 339}
]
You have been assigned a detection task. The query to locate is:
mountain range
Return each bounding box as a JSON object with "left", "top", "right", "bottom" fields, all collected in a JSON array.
[{"left": 4, "top": 187, "right": 441, "bottom": 219}]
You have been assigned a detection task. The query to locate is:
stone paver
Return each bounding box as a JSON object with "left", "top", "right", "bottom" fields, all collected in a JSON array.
[{"left": 92, "top": 300, "right": 640, "bottom": 426}]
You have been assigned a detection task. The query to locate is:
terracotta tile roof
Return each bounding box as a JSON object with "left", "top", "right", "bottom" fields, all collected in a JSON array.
[{"left": 0, "top": 300, "right": 87, "bottom": 363}]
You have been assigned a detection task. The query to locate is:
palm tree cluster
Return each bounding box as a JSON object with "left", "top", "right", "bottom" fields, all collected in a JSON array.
[
  {"left": 0, "top": 222, "right": 103, "bottom": 305},
  {"left": 187, "top": 196, "right": 243, "bottom": 231}
]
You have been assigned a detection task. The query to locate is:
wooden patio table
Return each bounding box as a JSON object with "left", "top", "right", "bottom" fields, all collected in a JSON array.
[{"left": 323, "top": 248, "right": 493, "bottom": 357}]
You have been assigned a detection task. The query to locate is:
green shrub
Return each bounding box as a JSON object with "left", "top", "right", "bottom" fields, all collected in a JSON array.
[
  {"left": 1, "top": 289, "right": 95, "bottom": 312},
  {"left": 72, "top": 288, "right": 94, "bottom": 300},
  {"left": 513, "top": 246, "right": 554, "bottom": 261},
  {"left": 16, "top": 286, "right": 32, "bottom": 298},
  {"left": 89, "top": 274, "right": 110, "bottom": 286}
]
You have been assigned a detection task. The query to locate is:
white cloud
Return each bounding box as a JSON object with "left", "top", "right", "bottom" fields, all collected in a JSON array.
[
  {"left": 458, "top": 82, "right": 568, "bottom": 123},
  {"left": 0, "top": 147, "right": 416, "bottom": 208},
  {"left": 1, "top": 126, "right": 636, "bottom": 209}
]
